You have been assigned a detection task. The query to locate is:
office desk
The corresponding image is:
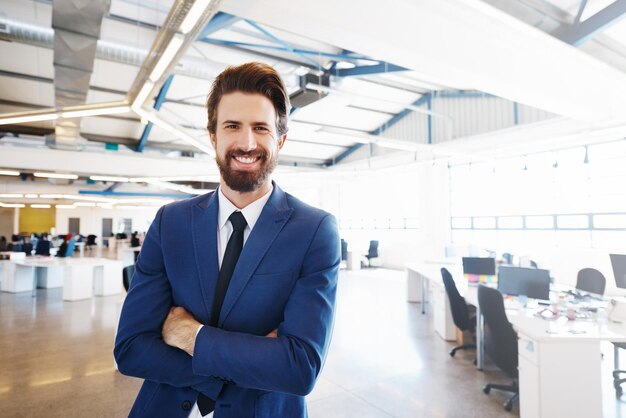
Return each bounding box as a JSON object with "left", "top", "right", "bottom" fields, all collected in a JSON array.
[
  {"left": 407, "top": 261, "right": 626, "bottom": 418},
  {"left": 406, "top": 262, "right": 464, "bottom": 341},
  {"left": 6, "top": 258, "right": 123, "bottom": 300}
]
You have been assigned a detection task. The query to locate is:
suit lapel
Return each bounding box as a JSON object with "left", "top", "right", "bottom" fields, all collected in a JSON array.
[
  {"left": 191, "top": 192, "right": 220, "bottom": 323},
  {"left": 218, "top": 184, "right": 293, "bottom": 326}
]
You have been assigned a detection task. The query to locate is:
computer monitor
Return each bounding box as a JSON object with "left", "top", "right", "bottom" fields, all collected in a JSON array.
[
  {"left": 462, "top": 257, "right": 496, "bottom": 283},
  {"left": 497, "top": 266, "right": 550, "bottom": 300},
  {"left": 610, "top": 254, "right": 626, "bottom": 289}
]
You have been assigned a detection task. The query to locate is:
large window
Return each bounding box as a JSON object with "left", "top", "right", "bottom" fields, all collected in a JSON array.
[{"left": 449, "top": 140, "right": 626, "bottom": 250}]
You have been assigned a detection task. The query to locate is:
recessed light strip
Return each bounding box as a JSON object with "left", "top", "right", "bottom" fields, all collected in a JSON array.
[{"left": 34, "top": 172, "right": 78, "bottom": 180}]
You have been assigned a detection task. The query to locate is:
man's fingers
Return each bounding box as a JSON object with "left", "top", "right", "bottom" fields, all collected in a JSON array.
[{"left": 266, "top": 329, "right": 278, "bottom": 338}]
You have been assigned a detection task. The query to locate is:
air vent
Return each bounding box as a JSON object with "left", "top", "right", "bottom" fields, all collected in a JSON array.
[
  {"left": 289, "top": 73, "right": 330, "bottom": 108},
  {"left": 0, "top": 13, "right": 8, "bottom": 34}
]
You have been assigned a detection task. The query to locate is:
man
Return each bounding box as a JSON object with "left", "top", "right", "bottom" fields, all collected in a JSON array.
[{"left": 114, "top": 62, "right": 340, "bottom": 418}]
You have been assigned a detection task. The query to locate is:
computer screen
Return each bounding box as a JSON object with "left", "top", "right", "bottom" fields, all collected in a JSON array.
[
  {"left": 462, "top": 257, "right": 496, "bottom": 283},
  {"left": 610, "top": 254, "right": 626, "bottom": 289},
  {"left": 497, "top": 266, "right": 550, "bottom": 300}
]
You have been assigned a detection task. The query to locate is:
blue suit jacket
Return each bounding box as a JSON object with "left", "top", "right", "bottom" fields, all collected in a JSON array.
[{"left": 114, "top": 184, "right": 340, "bottom": 418}]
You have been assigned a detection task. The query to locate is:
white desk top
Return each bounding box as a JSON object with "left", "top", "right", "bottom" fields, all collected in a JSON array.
[
  {"left": 13, "top": 257, "right": 119, "bottom": 267},
  {"left": 407, "top": 261, "right": 626, "bottom": 343}
]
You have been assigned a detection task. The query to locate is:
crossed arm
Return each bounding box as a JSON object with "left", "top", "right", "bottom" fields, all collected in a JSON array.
[{"left": 114, "top": 207, "right": 340, "bottom": 397}]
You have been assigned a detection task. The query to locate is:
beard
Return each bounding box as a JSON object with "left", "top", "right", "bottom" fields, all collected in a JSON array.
[{"left": 215, "top": 147, "right": 278, "bottom": 193}]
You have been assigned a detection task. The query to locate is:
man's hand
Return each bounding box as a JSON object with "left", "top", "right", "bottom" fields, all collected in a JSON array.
[
  {"left": 162, "top": 306, "right": 201, "bottom": 356},
  {"left": 266, "top": 329, "right": 278, "bottom": 338}
]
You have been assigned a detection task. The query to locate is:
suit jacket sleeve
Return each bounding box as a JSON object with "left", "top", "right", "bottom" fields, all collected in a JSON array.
[
  {"left": 113, "top": 206, "right": 223, "bottom": 399},
  {"left": 192, "top": 213, "right": 340, "bottom": 396}
]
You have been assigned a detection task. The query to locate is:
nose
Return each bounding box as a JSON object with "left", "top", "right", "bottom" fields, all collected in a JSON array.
[{"left": 237, "top": 127, "right": 257, "bottom": 151}]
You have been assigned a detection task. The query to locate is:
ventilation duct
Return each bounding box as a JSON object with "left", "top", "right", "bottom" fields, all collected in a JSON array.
[
  {"left": 49, "top": 0, "right": 111, "bottom": 150},
  {"left": 289, "top": 73, "right": 330, "bottom": 108},
  {"left": 0, "top": 16, "right": 225, "bottom": 82}
]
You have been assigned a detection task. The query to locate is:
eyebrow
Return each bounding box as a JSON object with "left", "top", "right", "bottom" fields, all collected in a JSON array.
[{"left": 221, "top": 120, "right": 272, "bottom": 128}]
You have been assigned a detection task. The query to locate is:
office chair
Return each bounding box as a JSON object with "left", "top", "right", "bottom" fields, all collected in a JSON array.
[
  {"left": 340, "top": 239, "right": 348, "bottom": 262},
  {"left": 35, "top": 240, "right": 51, "bottom": 256},
  {"left": 86, "top": 235, "right": 97, "bottom": 250},
  {"left": 441, "top": 268, "right": 476, "bottom": 357},
  {"left": 123, "top": 265, "right": 136, "bottom": 292},
  {"left": 502, "top": 253, "right": 513, "bottom": 265},
  {"left": 365, "top": 240, "right": 379, "bottom": 267},
  {"left": 65, "top": 239, "right": 76, "bottom": 257},
  {"left": 576, "top": 268, "right": 606, "bottom": 295},
  {"left": 478, "top": 285, "right": 519, "bottom": 412}
]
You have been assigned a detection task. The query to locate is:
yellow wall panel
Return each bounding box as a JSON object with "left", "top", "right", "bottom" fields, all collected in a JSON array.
[{"left": 18, "top": 207, "right": 56, "bottom": 234}]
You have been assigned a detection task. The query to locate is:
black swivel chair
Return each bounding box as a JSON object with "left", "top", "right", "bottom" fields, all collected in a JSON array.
[
  {"left": 441, "top": 268, "right": 476, "bottom": 357},
  {"left": 35, "top": 240, "right": 51, "bottom": 256},
  {"left": 122, "top": 265, "right": 135, "bottom": 292},
  {"left": 478, "top": 285, "right": 519, "bottom": 412},
  {"left": 364, "top": 240, "right": 379, "bottom": 267},
  {"left": 86, "top": 235, "right": 97, "bottom": 250},
  {"left": 576, "top": 268, "right": 606, "bottom": 295}
]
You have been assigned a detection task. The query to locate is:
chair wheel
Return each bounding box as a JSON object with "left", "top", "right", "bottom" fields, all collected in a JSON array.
[
  {"left": 483, "top": 385, "right": 490, "bottom": 394},
  {"left": 504, "top": 401, "right": 513, "bottom": 412},
  {"left": 449, "top": 350, "right": 455, "bottom": 357}
]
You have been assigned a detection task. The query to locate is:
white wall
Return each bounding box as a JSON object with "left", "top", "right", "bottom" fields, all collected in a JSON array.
[
  {"left": 55, "top": 206, "right": 159, "bottom": 238},
  {"left": 279, "top": 162, "right": 451, "bottom": 270}
]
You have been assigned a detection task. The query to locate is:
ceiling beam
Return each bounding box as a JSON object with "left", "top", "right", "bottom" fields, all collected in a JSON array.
[{"left": 554, "top": 0, "right": 626, "bottom": 46}]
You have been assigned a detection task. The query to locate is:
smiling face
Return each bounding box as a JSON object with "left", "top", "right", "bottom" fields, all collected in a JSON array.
[{"left": 211, "top": 91, "right": 286, "bottom": 196}]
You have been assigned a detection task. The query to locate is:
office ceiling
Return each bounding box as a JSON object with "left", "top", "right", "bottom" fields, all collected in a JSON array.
[{"left": 1, "top": 0, "right": 626, "bottom": 205}]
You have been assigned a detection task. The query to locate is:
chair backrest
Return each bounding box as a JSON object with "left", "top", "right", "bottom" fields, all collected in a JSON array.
[
  {"left": 502, "top": 252, "right": 513, "bottom": 265},
  {"left": 441, "top": 268, "right": 471, "bottom": 331},
  {"left": 65, "top": 239, "right": 76, "bottom": 257},
  {"left": 123, "top": 265, "right": 136, "bottom": 292},
  {"left": 477, "top": 285, "right": 518, "bottom": 377},
  {"left": 340, "top": 239, "right": 348, "bottom": 261},
  {"left": 35, "top": 240, "right": 51, "bottom": 256},
  {"left": 576, "top": 268, "right": 606, "bottom": 295},
  {"left": 367, "top": 240, "right": 379, "bottom": 258},
  {"left": 87, "top": 235, "right": 97, "bottom": 245}
]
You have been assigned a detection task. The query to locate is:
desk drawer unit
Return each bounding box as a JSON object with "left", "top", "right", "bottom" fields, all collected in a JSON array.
[{"left": 518, "top": 334, "right": 602, "bottom": 418}]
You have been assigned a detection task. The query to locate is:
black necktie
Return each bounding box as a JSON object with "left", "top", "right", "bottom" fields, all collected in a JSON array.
[{"left": 198, "top": 211, "right": 248, "bottom": 416}]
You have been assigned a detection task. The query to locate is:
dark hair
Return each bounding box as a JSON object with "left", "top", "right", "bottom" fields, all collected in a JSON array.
[{"left": 206, "top": 62, "right": 290, "bottom": 137}]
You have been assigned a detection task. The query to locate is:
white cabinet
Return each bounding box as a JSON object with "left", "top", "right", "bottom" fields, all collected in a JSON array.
[
  {"left": 432, "top": 283, "right": 456, "bottom": 341},
  {"left": 517, "top": 333, "right": 603, "bottom": 418}
]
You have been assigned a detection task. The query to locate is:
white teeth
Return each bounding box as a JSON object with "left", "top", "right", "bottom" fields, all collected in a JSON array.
[{"left": 234, "top": 156, "right": 257, "bottom": 164}]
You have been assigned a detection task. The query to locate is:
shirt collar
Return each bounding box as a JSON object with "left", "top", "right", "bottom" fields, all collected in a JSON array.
[{"left": 217, "top": 185, "right": 274, "bottom": 231}]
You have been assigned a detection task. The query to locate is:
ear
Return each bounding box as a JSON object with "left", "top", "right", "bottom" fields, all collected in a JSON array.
[
  {"left": 277, "top": 134, "right": 287, "bottom": 150},
  {"left": 209, "top": 133, "right": 217, "bottom": 149}
]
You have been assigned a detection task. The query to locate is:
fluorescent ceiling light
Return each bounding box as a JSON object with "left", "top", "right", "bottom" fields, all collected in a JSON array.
[
  {"left": 34, "top": 172, "right": 78, "bottom": 180},
  {"left": 129, "top": 177, "right": 152, "bottom": 183},
  {"left": 60, "top": 105, "right": 130, "bottom": 119},
  {"left": 133, "top": 82, "right": 155, "bottom": 108},
  {"left": 89, "top": 175, "right": 130, "bottom": 183},
  {"left": 0, "top": 170, "right": 20, "bottom": 176},
  {"left": 116, "top": 205, "right": 155, "bottom": 211},
  {"left": 149, "top": 35, "right": 184, "bottom": 82},
  {"left": 0, "top": 193, "right": 23, "bottom": 198},
  {"left": 179, "top": 0, "right": 211, "bottom": 34},
  {"left": 74, "top": 202, "right": 96, "bottom": 207},
  {"left": 0, "top": 113, "right": 58, "bottom": 126},
  {"left": 0, "top": 203, "right": 25, "bottom": 208},
  {"left": 39, "top": 194, "right": 64, "bottom": 199},
  {"left": 31, "top": 204, "right": 51, "bottom": 209},
  {"left": 55, "top": 205, "right": 76, "bottom": 209},
  {"left": 24, "top": 194, "right": 38, "bottom": 198},
  {"left": 63, "top": 194, "right": 115, "bottom": 203},
  {"left": 133, "top": 107, "right": 214, "bottom": 155}
]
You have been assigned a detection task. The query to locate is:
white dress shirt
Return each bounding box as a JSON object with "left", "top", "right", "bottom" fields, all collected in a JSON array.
[{"left": 188, "top": 185, "right": 273, "bottom": 418}]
